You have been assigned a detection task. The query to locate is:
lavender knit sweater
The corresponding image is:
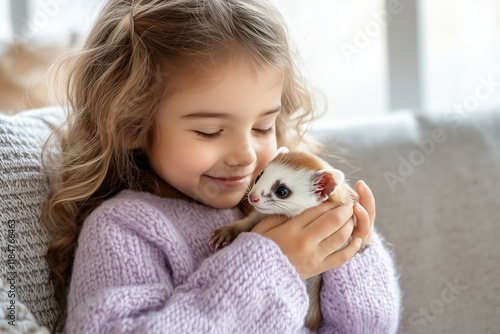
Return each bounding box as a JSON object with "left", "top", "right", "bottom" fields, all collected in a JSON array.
[{"left": 66, "top": 190, "right": 401, "bottom": 333}]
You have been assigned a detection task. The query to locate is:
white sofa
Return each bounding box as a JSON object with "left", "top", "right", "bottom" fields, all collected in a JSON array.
[{"left": 1, "top": 106, "right": 499, "bottom": 333}]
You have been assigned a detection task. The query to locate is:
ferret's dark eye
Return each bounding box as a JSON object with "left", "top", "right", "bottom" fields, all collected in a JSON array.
[
  {"left": 275, "top": 186, "right": 289, "bottom": 198},
  {"left": 255, "top": 171, "right": 263, "bottom": 184}
]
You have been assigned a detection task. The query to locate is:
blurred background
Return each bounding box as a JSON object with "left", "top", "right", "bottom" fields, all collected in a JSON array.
[{"left": 1, "top": 0, "right": 499, "bottom": 124}]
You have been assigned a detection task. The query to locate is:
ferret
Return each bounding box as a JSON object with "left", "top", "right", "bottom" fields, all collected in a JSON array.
[{"left": 209, "top": 147, "right": 367, "bottom": 331}]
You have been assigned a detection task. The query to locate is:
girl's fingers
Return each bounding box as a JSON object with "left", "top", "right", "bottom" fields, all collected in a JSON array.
[
  {"left": 291, "top": 202, "right": 337, "bottom": 228},
  {"left": 321, "top": 236, "right": 362, "bottom": 271},
  {"left": 356, "top": 180, "right": 376, "bottom": 225},
  {"left": 251, "top": 214, "right": 287, "bottom": 233},
  {"left": 317, "top": 216, "right": 355, "bottom": 259},
  {"left": 352, "top": 202, "right": 371, "bottom": 242},
  {"left": 304, "top": 204, "right": 354, "bottom": 241}
]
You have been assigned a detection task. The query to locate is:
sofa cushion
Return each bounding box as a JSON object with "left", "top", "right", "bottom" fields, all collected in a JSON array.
[{"left": 0, "top": 107, "right": 64, "bottom": 331}]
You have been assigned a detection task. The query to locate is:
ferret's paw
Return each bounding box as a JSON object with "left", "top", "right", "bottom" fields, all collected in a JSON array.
[{"left": 209, "top": 225, "right": 242, "bottom": 250}]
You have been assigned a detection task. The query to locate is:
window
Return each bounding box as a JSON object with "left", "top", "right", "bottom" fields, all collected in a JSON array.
[
  {"left": 0, "top": 1, "right": 12, "bottom": 42},
  {"left": 421, "top": 0, "right": 500, "bottom": 112},
  {"left": 2, "top": 0, "right": 499, "bottom": 121},
  {"left": 272, "top": 0, "right": 388, "bottom": 122},
  {"left": 5, "top": 0, "right": 103, "bottom": 45}
]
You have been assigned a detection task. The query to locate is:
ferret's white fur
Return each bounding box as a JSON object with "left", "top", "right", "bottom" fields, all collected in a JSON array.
[{"left": 249, "top": 162, "right": 345, "bottom": 217}]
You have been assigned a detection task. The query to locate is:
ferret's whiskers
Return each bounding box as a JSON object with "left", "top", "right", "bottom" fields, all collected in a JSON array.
[
  {"left": 271, "top": 200, "right": 294, "bottom": 213},
  {"left": 244, "top": 178, "right": 252, "bottom": 192},
  {"left": 241, "top": 201, "right": 252, "bottom": 211},
  {"left": 240, "top": 191, "right": 250, "bottom": 206},
  {"left": 343, "top": 168, "right": 363, "bottom": 184},
  {"left": 344, "top": 168, "right": 362, "bottom": 177}
]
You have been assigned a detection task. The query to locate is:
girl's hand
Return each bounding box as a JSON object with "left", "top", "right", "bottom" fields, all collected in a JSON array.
[
  {"left": 352, "top": 180, "right": 376, "bottom": 244},
  {"left": 251, "top": 203, "right": 363, "bottom": 279}
]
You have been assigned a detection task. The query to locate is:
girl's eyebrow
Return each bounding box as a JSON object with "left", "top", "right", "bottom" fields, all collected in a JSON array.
[{"left": 182, "top": 106, "right": 282, "bottom": 119}]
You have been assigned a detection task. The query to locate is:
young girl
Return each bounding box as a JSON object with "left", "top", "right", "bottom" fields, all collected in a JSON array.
[{"left": 43, "top": 0, "right": 401, "bottom": 333}]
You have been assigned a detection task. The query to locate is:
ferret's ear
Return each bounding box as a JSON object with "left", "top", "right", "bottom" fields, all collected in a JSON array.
[
  {"left": 312, "top": 168, "right": 345, "bottom": 200},
  {"left": 272, "top": 146, "right": 289, "bottom": 159}
]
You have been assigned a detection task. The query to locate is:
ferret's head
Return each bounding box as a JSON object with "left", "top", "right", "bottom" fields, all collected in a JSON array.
[{"left": 247, "top": 150, "right": 347, "bottom": 217}]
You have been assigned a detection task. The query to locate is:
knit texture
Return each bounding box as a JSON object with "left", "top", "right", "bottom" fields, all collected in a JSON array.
[
  {"left": 0, "top": 107, "right": 64, "bottom": 331},
  {"left": 67, "top": 190, "right": 401, "bottom": 333},
  {"left": 0, "top": 277, "right": 50, "bottom": 334}
]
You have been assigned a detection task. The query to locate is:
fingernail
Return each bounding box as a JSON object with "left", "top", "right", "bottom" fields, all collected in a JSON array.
[{"left": 356, "top": 238, "right": 363, "bottom": 246}]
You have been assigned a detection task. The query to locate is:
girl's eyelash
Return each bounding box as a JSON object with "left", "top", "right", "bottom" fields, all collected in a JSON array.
[
  {"left": 194, "top": 131, "right": 222, "bottom": 140},
  {"left": 194, "top": 127, "right": 274, "bottom": 140},
  {"left": 253, "top": 127, "right": 275, "bottom": 135}
]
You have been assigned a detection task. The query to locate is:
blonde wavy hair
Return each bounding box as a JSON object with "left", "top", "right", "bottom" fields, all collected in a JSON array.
[{"left": 42, "top": 0, "right": 319, "bottom": 331}]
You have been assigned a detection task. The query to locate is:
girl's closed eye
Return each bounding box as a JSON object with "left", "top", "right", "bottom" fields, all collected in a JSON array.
[
  {"left": 193, "top": 125, "right": 275, "bottom": 140},
  {"left": 253, "top": 126, "right": 275, "bottom": 135},
  {"left": 194, "top": 130, "right": 223, "bottom": 140}
]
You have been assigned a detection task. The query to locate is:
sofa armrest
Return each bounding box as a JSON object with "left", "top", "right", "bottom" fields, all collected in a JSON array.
[{"left": 0, "top": 107, "right": 65, "bottom": 332}]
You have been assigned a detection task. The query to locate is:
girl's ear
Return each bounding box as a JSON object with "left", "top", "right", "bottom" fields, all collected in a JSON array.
[
  {"left": 272, "top": 146, "right": 289, "bottom": 159},
  {"left": 312, "top": 168, "right": 345, "bottom": 200}
]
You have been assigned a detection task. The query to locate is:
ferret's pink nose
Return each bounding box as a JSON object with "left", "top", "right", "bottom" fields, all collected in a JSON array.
[{"left": 249, "top": 193, "right": 259, "bottom": 204}]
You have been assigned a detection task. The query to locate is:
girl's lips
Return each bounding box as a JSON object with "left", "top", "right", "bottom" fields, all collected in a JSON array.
[{"left": 205, "top": 174, "right": 251, "bottom": 188}]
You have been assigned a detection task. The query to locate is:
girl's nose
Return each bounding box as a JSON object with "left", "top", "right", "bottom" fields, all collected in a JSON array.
[
  {"left": 249, "top": 193, "right": 259, "bottom": 204},
  {"left": 225, "top": 140, "right": 256, "bottom": 167}
]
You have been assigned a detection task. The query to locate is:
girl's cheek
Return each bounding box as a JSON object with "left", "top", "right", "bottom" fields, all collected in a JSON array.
[
  {"left": 182, "top": 146, "right": 217, "bottom": 168},
  {"left": 262, "top": 140, "right": 278, "bottom": 166}
]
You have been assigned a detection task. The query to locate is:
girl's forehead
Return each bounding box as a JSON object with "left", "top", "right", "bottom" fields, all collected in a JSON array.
[
  {"left": 156, "top": 55, "right": 284, "bottom": 122},
  {"left": 161, "top": 53, "right": 284, "bottom": 96}
]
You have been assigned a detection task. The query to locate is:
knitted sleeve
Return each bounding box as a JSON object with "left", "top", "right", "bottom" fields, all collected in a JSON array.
[
  {"left": 318, "top": 231, "right": 402, "bottom": 334},
  {"left": 65, "top": 204, "right": 312, "bottom": 333}
]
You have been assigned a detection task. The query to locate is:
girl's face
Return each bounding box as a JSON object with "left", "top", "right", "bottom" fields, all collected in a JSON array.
[{"left": 149, "top": 60, "right": 283, "bottom": 209}]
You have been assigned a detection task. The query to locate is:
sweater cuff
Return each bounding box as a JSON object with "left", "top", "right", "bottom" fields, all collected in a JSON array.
[{"left": 319, "top": 230, "right": 401, "bottom": 334}]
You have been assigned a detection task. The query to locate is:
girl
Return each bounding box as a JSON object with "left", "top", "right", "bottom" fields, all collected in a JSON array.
[{"left": 43, "top": 0, "right": 401, "bottom": 333}]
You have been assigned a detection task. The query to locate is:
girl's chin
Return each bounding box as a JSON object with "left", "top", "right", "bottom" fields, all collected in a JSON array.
[{"left": 197, "top": 192, "right": 246, "bottom": 210}]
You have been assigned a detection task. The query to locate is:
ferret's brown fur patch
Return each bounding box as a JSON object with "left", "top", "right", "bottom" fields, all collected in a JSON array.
[{"left": 272, "top": 151, "right": 358, "bottom": 206}]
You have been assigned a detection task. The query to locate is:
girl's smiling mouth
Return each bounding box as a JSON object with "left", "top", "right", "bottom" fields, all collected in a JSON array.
[{"left": 204, "top": 174, "right": 252, "bottom": 188}]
